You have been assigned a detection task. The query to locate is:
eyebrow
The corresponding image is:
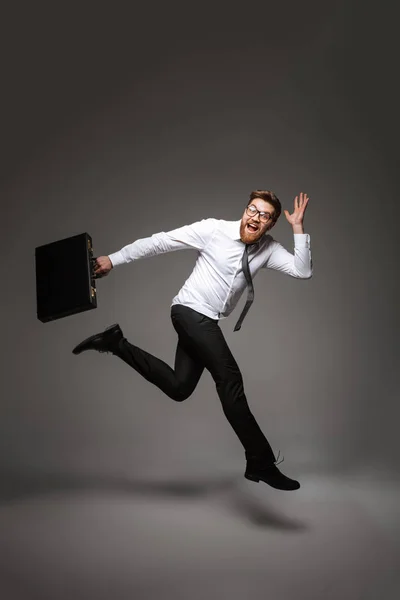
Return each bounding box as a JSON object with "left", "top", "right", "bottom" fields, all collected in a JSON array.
[{"left": 249, "top": 205, "right": 272, "bottom": 213}]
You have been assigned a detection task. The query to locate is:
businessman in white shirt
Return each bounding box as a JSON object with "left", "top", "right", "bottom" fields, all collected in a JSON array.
[{"left": 73, "top": 190, "right": 312, "bottom": 491}]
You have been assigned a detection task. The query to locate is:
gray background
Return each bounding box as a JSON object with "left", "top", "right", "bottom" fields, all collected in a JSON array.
[{"left": 1, "top": 1, "right": 399, "bottom": 599}]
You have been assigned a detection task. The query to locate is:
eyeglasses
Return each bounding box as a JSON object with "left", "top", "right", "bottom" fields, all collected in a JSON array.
[{"left": 246, "top": 204, "right": 274, "bottom": 223}]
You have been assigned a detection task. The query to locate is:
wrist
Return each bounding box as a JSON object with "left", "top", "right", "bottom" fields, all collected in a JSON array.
[{"left": 292, "top": 224, "right": 304, "bottom": 234}]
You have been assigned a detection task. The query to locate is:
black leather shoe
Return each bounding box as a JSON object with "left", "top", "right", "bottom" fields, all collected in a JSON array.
[
  {"left": 72, "top": 324, "right": 123, "bottom": 355},
  {"left": 245, "top": 452, "right": 300, "bottom": 491}
]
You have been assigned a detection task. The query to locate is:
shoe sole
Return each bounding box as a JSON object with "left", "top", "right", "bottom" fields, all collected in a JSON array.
[
  {"left": 244, "top": 472, "right": 300, "bottom": 490},
  {"left": 72, "top": 323, "right": 120, "bottom": 355}
]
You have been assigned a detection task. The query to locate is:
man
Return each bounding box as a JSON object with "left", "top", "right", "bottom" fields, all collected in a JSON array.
[{"left": 73, "top": 190, "right": 312, "bottom": 491}]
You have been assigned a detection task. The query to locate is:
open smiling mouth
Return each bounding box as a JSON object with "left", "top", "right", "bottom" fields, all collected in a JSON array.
[{"left": 246, "top": 223, "right": 259, "bottom": 233}]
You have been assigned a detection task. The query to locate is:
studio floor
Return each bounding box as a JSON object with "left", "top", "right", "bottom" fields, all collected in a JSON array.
[{"left": 0, "top": 470, "right": 399, "bottom": 600}]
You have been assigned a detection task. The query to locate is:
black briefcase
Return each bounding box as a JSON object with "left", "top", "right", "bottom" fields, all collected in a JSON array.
[{"left": 35, "top": 232, "right": 99, "bottom": 322}]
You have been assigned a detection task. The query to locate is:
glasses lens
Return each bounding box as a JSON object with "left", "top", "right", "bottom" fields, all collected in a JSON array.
[{"left": 247, "top": 206, "right": 272, "bottom": 222}]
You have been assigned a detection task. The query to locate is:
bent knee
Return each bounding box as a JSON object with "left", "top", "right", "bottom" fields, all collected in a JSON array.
[{"left": 170, "top": 388, "right": 192, "bottom": 402}]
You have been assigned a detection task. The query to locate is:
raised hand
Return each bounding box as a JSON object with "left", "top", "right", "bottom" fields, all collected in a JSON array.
[{"left": 284, "top": 192, "right": 310, "bottom": 227}]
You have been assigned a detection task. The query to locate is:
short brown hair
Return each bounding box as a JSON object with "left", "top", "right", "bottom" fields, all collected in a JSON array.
[{"left": 249, "top": 190, "right": 281, "bottom": 221}]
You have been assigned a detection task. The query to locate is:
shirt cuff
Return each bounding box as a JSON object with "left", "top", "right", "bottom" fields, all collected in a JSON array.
[
  {"left": 108, "top": 251, "right": 125, "bottom": 267},
  {"left": 293, "top": 233, "right": 310, "bottom": 247}
]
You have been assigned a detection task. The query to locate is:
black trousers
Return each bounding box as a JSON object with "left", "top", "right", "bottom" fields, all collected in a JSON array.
[{"left": 114, "top": 304, "right": 276, "bottom": 462}]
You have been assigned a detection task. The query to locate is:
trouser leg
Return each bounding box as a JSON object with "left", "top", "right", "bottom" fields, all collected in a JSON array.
[
  {"left": 170, "top": 305, "right": 276, "bottom": 462},
  {"left": 113, "top": 331, "right": 204, "bottom": 402}
]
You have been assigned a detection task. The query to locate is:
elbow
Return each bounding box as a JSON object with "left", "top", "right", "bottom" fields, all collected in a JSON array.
[
  {"left": 300, "top": 260, "right": 313, "bottom": 279},
  {"left": 305, "top": 269, "right": 313, "bottom": 279},
  {"left": 295, "top": 269, "right": 313, "bottom": 279}
]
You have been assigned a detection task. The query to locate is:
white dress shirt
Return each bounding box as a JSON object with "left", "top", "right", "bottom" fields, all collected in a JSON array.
[{"left": 108, "top": 218, "right": 312, "bottom": 321}]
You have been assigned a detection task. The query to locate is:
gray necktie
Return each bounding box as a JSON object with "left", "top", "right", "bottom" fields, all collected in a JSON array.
[{"left": 233, "top": 244, "right": 255, "bottom": 332}]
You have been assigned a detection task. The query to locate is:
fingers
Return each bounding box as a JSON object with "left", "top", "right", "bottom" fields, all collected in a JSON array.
[
  {"left": 93, "top": 258, "right": 103, "bottom": 276},
  {"left": 295, "top": 192, "right": 310, "bottom": 210},
  {"left": 92, "top": 256, "right": 111, "bottom": 278},
  {"left": 93, "top": 257, "right": 105, "bottom": 269},
  {"left": 301, "top": 193, "right": 309, "bottom": 211}
]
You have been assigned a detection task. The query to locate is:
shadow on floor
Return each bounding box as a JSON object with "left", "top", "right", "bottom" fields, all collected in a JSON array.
[{"left": 0, "top": 469, "right": 309, "bottom": 531}]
